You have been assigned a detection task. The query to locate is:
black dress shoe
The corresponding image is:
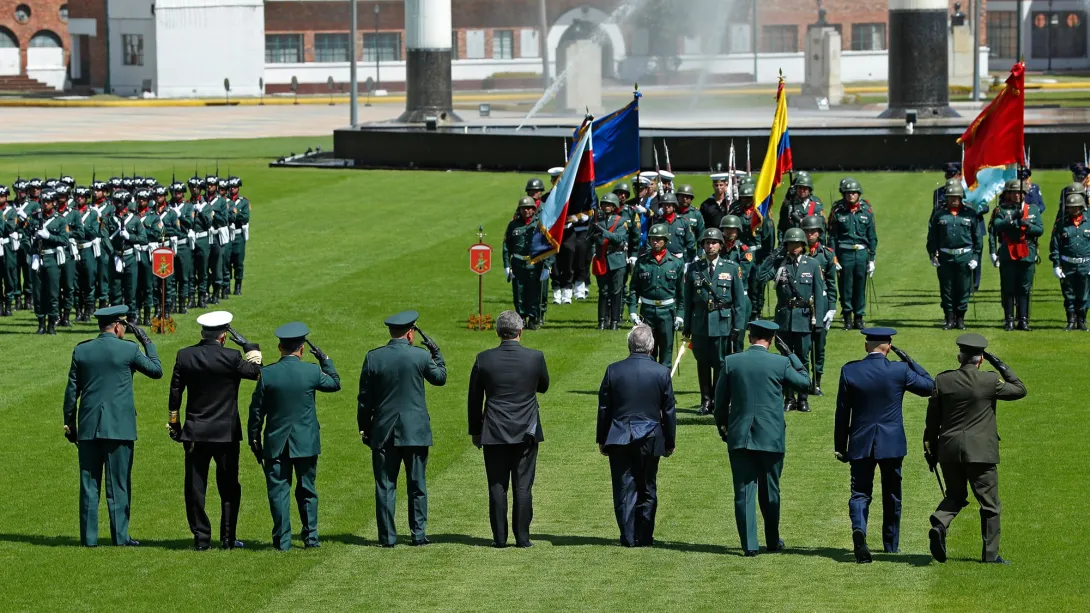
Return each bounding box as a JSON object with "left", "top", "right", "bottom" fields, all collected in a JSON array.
[
  {"left": 610, "top": 321, "right": 619, "bottom": 331},
  {"left": 410, "top": 538, "right": 431, "bottom": 547},
  {"left": 783, "top": 399, "right": 795, "bottom": 413},
  {"left": 121, "top": 539, "right": 140, "bottom": 547},
  {"left": 853, "top": 529, "right": 872, "bottom": 564},
  {"left": 492, "top": 542, "right": 508, "bottom": 549},
  {"left": 929, "top": 526, "right": 947, "bottom": 563},
  {"left": 222, "top": 540, "right": 244, "bottom": 550},
  {"left": 515, "top": 541, "right": 534, "bottom": 548},
  {"left": 381, "top": 543, "right": 396, "bottom": 548},
  {"left": 194, "top": 544, "right": 211, "bottom": 551},
  {"left": 743, "top": 549, "right": 759, "bottom": 557},
  {"left": 305, "top": 542, "right": 320, "bottom": 549},
  {"left": 766, "top": 539, "right": 785, "bottom": 552},
  {"left": 983, "top": 556, "right": 1011, "bottom": 565},
  {"left": 796, "top": 399, "right": 811, "bottom": 413}
]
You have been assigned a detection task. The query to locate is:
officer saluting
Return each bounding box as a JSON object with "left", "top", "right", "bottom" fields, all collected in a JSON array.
[
  {"left": 925, "top": 334, "right": 1026, "bottom": 564},
  {"left": 358, "top": 311, "right": 447, "bottom": 547},
  {"left": 168, "top": 311, "right": 262, "bottom": 550},
  {"left": 247, "top": 322, "right": 341, "bottom": 551},
  {"left": 62, "top": 305, "right": 163, "bottom": 546}
]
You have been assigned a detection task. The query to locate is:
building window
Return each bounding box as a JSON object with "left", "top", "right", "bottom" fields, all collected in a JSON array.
[
  {"left": 987, "top": 11, "right": 1018, "bottom": 58},
  {"left": 492, "top": 30, "right": 514, "bottom": 59},
  {"left": 265, "top": 34, "right": 302, "bottom": 64},
  {"left": 850, "top": 23, "right": 886, "bottom": 50},
  {"left": 761, "top": 25, "right": 798, "bottom": 53},
  {"left": 314, "top": 33, "right": 349, "bottom": 62},
  {"left": 121, "top": 34, "right": 143, "bottom": 65},
  {"left": 14, "top": 4, "right": 30, "bottom": 24},
  {"left": 0, "top": 28, "right": 16, "bottom": 48},
  {"left": 465, "top": 29, "right": 485, "bottom": 59},
  {"left": 30, "top": 31, "right": 63, "bottom": 48},
  {"left": 1031, "top": 12, "right": 1087, "bottom": 59},
  {"left": 363, "top": 32, "right": 401, "bottom": 62}
]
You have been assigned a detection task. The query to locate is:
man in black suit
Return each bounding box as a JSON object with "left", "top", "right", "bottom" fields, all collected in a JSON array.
[
  {"left": 167, "top": 310, "right": 262, "bottom": 550},
  {"left": 468, "top": 310, "right": 550, "bottom": 548},
  {"left": 597, "top": 324, "right": 677, "bottom": 547}
]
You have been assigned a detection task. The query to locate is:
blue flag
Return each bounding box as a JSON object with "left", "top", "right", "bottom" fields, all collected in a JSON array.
[{"left": 574, "top": 96, "right": 639, "bottom": 188}]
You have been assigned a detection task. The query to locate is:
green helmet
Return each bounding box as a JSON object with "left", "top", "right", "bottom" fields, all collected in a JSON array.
[
  {"left": 719, "top": 215, "right": 743, "bottom": 231},
  {"left": 676, "top": 184, "right": 695, "bottom": 197},
  {"left": 1066, "top": 181, "right": 1086, "bottom": 195},
  {"left": 740, "top": 175, "right": 757, "bottom": 188},
  {"left": 612, "top": 182, "right": 631, "bottom": 196},
  {"left": 799, "top": 215, "right": 824, "bottom": 231},
  {"left": 838, "top": 176, "right": 856, "bottom": 192},
  {"left": 944, "top": 179, "right": 965, "bottom": 198},
  {"left": 600, "top": 193, "right": 621, "bottom": 208},
  {"left": 739, "top": 184, "right": 755, "bottom": 198},
  {"left": 660, "top": 192, "right": 678, "bottom": 206},
  {"left": 1065, "top": 193, "right": 1086, "bottom": 208},
  {"left": 1003, "top": 179, "right": 1025, "bottom": 193},
  {"left": 840, "top": 179, "right": 862, "bottom": 194},
  {"left": 517, "top": 196, "right": 536, "bottom": 209},
  {"left": 525, "top": 178, "right": 545, "bottom": 192},
  {"left": 699, "top": 228, "right": 725, "bottom": 244},
  {"left": 783, "top": 227, "right": 807, "bottom": 244},
  {"left": 648, "top": 223, "right": 670, "bottom": 239},
  {"left": 793, "top": 171, "right": 814, "bottom": 189}
]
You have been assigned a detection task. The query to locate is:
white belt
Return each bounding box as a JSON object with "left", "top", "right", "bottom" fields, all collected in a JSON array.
[
  {"left": 68, "top": 238, "right": 80, "bottom": 260},
  {"left": 639, "top": 297, "right": 676, "bottom": 307},
  {"left": 42, "top": 247, "right": 67, "bottom": 265},
  {"left": 849, "top": 244, "right": 867, "bottom": 250},
  {"left": 8, "top": 232, "right": 19, "bottom": 251},
  {"left": 216, "top": 226, "right": 230, "bottom": 245},
  {"left": 194, "top": 231, "right": 208, "bottom": 238},
  {"left": 148, "top": 242, "right": 160, "bottom": 250},
  {"left": 80, "top": 239, "right": 102, "bottom": 258},
  {"left": 135, "top": 245, "right": 148, "bottom": 252},
  {"left": 242, "top": 223, "right": 249, "bottom": 241},
  {"left": 1061, "top": 256, "right": 1087, "bottom": 264},
  {"left": 940, "top": 247, "right": 972, "bottom": 255},
  {"left": 122, "top": 248, "right": 135, "bottom": 256},
  {"left": 0, "top": 238, "right": 8, "bottom": 246}
]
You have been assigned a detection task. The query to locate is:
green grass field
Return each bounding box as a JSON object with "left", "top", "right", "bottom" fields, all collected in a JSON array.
[{"left": 0, "top": 138, "right": 1084, "bottom": 612}]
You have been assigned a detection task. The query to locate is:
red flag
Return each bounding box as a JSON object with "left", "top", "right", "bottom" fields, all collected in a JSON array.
[{"left": 957, "top": 62, "right": 1026, "bottom": 191}]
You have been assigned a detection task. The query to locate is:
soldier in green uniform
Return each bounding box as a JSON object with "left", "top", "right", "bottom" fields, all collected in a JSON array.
[
  {"left": 926, "top": 180, "right": 980, "bottom": 330},
  {"left": 675, "top": 184, "right": 705, "bottom": 242},
  {"left": 503, "top": 197, "right": 550, "bottom": 329},
  {"left": 801, "top": 216, "right": 838, "bottom": 396},
  {"left": 191, "top": 177, "right": 213, "bottom": 307},
  {"left": 166, "top": 182, "right": 193, "bottom": 314},
  {"left": 207, "top": 178, "right": 232, "bottom": 303},
  {"left": 924, "top": 334, "right": 1026, "bottom": 564},
  {"left": 228, "top": 177, "right": 249, "bottom": 295},
  {"left": 988, "top": 180, "right": 1043, "bottom": 331},
  {"left": 71, "top": 187, "right": 100, "bottom": 323},
  {"left": 357, "top": 311, "right": 447, "bottom": 547},
  {"left": 714, "top": 320, "right": 810, "bottom": 556},
  {"left": 63, "top": 305, "right": 162, "bottom": 546},
  {"left": 683, "top": 228, "right": 747, "bottom": 415},
  {"left": 777, "top": 171, "right": 824, "bottom": 240},
  {"left": 590, "top": 194, "right": 632, "bottom": 330},
  {"left": 0, "top": 185, "right": 14, "bottom": 316},
  {"left": 719, "top": 215, "right": 756, "bottom": 323},
  {"left": 247, "top": 322, "right": 341, "bottom": 551},
  {"left": 107, "top": 192, "right": 148, "bottom": 322},
  {"left": 215, "top": 179, "right": 233, "bottom": 301},
  {"left": 653, "top": 193, "right": 697, "bottom": 263},
  {"left": 730, "top": 183, "right": 776, "bottom": 320},
  {"left": 17, "top": 178, "right": 42, "bottom": 311},
  {"left": 1055, "top": 164, "right": 1089, "bottom": 226},
  {"left": 1050, "top": 193, "right": 1090, "bottom": 330},
  {"left": 827, "top": 179, "right": 877, "bottom": 330},
  {"left": 91, "top": 180, "right": 112, "bottom": 310},
  {"left": 759, "top": 227, "right": 828, "bottom": 413},
  {"left": 152, "top": 189, "right": 176, "bottom": 314},
  {"left": 628, "top": 224, "right": 685, "bottom": 365},
  {"left": 135, "top": 190, "right": 161, "bottom": 325},
  {"left": 32, "top": 191, "right": 71, "bottom": 335},
  {"left": 55, "top": 186, "right": 80, "bottom": 328}
]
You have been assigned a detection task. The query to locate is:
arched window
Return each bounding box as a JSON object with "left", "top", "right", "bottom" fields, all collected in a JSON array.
[
  {"left": 30, "top": 31, "right": 63, "bottom": 48},
  {"left": 0, "top": 28, "right": 17, "bottom": 49}
]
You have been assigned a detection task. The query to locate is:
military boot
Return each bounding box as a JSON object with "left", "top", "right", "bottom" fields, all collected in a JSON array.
[
  {"left": 697, "top": 366, "right": 712, "bottom": 415},
  {"left": 842, "top": 315, "right": 852, "bottom": 331},
  {"left": 811, "top": 374, "right": 824, "bottom": 397},
  {"left": 1065, "top": 312, "right": 1077, "bottom": 331},
  {"left": 1079, "top": 311, "right": 1088, "bottom": 331},
  {"left": 597, "top": 319, "right": 607, "bottom": 330},
  {"left": 58, "top": 311, "right": 71, "bottom": 328},
  {"left": 188, "top": 295, "right": 197, "bottom": 309},
  {"left": 47, "top": 317, "right": 57, "bottom": 335},
  {"left": 609, "top": 320, "right": 619, "bottom": 330},
  {"left": 234, "top": 280, "right": 242, "bottom": 296},
  {"left": 1016, "top": 296, "right": 1031, "bottom": 331},
  {"left": 219, "top": 285, "right": 229, "bottom": 301},
  {"left": 209, "top": 288, "right": 219, "bottom": 305},
  {"left": 198, "top": 293, "right": 207, "bottom": 308},
  {"left": 99, "top": 299, "right": 108, "bottom": 309},
  {"left": 1002, "top": 297, "right": 1014, "bottom": 331},
  {"left": 796, "top": 394, "right": 811, "bottom": 413},
  {"left": 942, "top": 311, "right": 954, "bottom": 330},
  {"left": 35, "top": 318, "right": 46, "bottom": 335},
  {"left": 783, "top": 392, "right": 796, "bottom": 413},
  {"left": 178, "top": 300, "right": 188, "bottom": 315},
  {"left": 1, "top": 298, "right": 10, "bottom": 316},
  {"left": 955, "top": 312, "right": 967, "bottom": 330},
  {"left": 853, "top": 314, "right": 865, "bottom": 330},
  {"left": 142, "top": 308, "right": 151, "bottom": 326}
]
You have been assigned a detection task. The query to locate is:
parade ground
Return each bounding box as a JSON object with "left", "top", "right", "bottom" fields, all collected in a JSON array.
[{"left": 0, "top": 136, "right": 1085, "bottom": 612}]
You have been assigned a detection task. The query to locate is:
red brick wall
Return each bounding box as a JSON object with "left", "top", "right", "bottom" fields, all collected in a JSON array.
[
  {"left": 68, "top": 0, "right": 105, "bottom": 88},
  {"left": 0, "top": 0, "right": 69, "bottom": 75}
]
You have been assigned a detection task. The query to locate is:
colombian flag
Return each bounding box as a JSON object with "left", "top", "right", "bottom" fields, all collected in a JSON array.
[
  {"left": 754, "top": 74, "right": 793, "bottom": 220},
  {"left": 531, "top": 119, "right": 595, "bottom": 263}
]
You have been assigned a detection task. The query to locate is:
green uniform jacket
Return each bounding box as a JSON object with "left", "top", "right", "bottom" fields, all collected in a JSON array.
[
  {"left": 988, "top": 204, "right": 1043, "bottom": 263},
  {"left": 627, "top": 251, "right": 685, "bottom": 315},
  {"left": 108, "top": 211, "right": 148, "bottom": 254},
  {"left": 924, "top": 364, "right": 1026, "bottom": 464},
  {"left": 653, "top": 214, "right": 697, "bottom": 261},
  {"left": 927, "top": 207, "right": 979, "bottom": 259},
  {"left": 16, "top": 200, "right": 40, "bottom": 250},
  {"left": 714, "top": 345, "right": 810, "bottom": 452},
  {"left": 503, "top": 217, "right": 538, "bottom": 270},
  {"left": 682, "top": 255, "right": 747, "bottom": 338},
  {"left": 591, "top": 212, "right": 631, "bottom": 272},
  {"left": 247, "top": 355, "right": 342, "bottom": 459},
  {"left": 178, "top": 201, "right": 196, "bottom": 236},
  {"left": 777, "top": 194, "right": 825, "bottom": 236},
  {"left": 760, "top": 253, "right": 828, "bottom": 333},
  {"left": 678, "top": 206, "right": 705, "bottom": 244},
  {"left": 1049, "top": 218, "right": 1090, "bottom": 273},
  {"left": 63, "top": 333, "right": 164, "bottom": 440},
  {"left": 357, "top": 339, "right": 448, "bottom": 447},
  {"left": 64, "top": 208, "right": 84, "bottom": 249},
  {"left": 162, "top": 206, "right": 185, "bottom": 244},
  {"left": 807, "top": 242, "right": 839, "bottom": 305},
  {"left": 141, "top": 211, "right": 163, "bottom": 247},
  {"left": 827, "top": 200, "right": 878, "bottom": 261},
  {"left": 722, "top": 241, "right": 755, "bottom": 281},
  {"left": 39, "top": 213, "right": 71, "bottom": 253},
  {"left": 74, "top": 206, "right": 99, "bottom": 246},
  {"left": 233, "top": 196, "right": 250, "bottom": 233},
  {"left": 93, "top": 201, "right": 113, "bottom": 254},
  {"left": 730, "top": 204, "right": 776, "bottom": 263}
]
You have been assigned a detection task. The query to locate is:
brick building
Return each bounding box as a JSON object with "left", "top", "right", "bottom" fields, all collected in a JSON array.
[{"left": 0, "top": 0, "right": 69, "bottom": 91}]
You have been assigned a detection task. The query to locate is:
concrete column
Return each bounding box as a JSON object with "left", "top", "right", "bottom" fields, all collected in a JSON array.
[
  {"left": 879, "top": 0, "right": 957, "bottom": 118},
  {"left": 398, "top": 0, "right": 459, "bottom": 123}
]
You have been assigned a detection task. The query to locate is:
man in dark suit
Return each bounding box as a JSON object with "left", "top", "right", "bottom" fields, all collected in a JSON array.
[
  {"left": 167, "top": 311, "right": 262, "bottom": 550},
  {"left": 714, "top": 320, "right": 810, "bottom": 556},
  {"left": 597, "top": 324, "right": 676, "bottom": 547},
  {"left": 468, "top": 310, "right": 550, "bottom": 548},
  {"left": 834, "top": 327, "right": 934, "bottom": 563},
  {"left": 925, "top": 333, "right": 1026, "bottom": 564}
]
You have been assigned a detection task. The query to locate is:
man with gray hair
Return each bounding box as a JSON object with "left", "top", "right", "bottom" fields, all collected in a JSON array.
[
  {"left": 596, "top": 324, "right": 677, "bottom": 547},
  {"left": 468, "top": 310, "right": 550, "bottom": 548}
]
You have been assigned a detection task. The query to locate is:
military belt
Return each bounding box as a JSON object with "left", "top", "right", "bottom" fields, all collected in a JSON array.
[
  {"left": 194, "top": 231, "right": 209, "bottom": 239},
  {"left": 511, "top": 254, "right": 531, "bottom": 261},
  {"left": 0, "top": 238, "right": 7, "bottom": 246},
  {"left": 939, "top": 247, "right": 972, "bottom": 255},
  {"left": 122, "top": 248, "right": 135, "bottom": 256},
  {"left": 639, "top": 297, "right": 675, "bottom": 307},
  {"left": 848, "top": 244, "right": 867, "bottom": 250},
  {"left": 1061, "top": 256, "right": 1087, "bottom": 264},
  {"left": 41, "top": 247, "right": 61, "bottom": 255}
]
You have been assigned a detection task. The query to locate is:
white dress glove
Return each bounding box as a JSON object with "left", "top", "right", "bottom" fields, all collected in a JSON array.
[
  {"left": 36, "top": 228, "right": 50, "bottom": 239},
  {"left": 968, "top": 260, "right": 978, "bottom": 270},
  {"left": 673, "top": 316, "right": 684, "bottom": 331},
  {"left": 931, "top": 257, "right": 940, "bottom": 268},
  {"left": 823, "top": 309, "right": 836, "bottom": 330},
  {"left": 636, "top": 205, "right": 648, "bottom": 215},
  {"left": 579, "top": 213, "right": 590, "bottom": 222},
  {"left": 835, "top": 261, "right": 843, "bottom": 271},
  {"left": 683, "top": 262, "right": 690, "bottom": 274},
  {"left": 630, "top": 313, "right": 641, "bottom": 326},
  {"left": 539, "top": 268, "right": 550, "bottom": 281},
  {"left": 17, "top": 210, "right": 27, "bottom": 220},
  {"left": 867, "top": 261, "right": 875, "bottom": 277},
  {"left": 991, "top": 253, "right": 999, "bottom": 267},
  {"left": 505, "top": 267, "right": 513, "bottom": 281},
  {"left": 626, "top": 256, "right": 637, "bottom": 266},
  {"left": 1055, "top": 266, "right": 1066, "bottom": 280}
]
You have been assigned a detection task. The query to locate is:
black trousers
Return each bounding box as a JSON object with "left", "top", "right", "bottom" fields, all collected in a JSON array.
[
  {"left": 607, "top": 437, "right": 660, "bottom": 547},
  {"left": 184, "top": 441, "right": 241, "bottom": 547},
  {"left": 482, "top": 439, "right": 538, "bottom": 546},
  {"left": 553, "top": 232, "right": 589, "bottom": 289}
]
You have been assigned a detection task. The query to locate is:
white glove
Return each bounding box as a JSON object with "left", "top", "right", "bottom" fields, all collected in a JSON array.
[
  {"left": 505, "top": 267, "right": 513, "bottom": 281},
  {"left": 630, "top": 313, "right": 641, "bottom": 326},
  {"left": 823, "top": 309, "right": 836, "bottom": 328},
  {"left": 867, "top": 261, "right": 875, "bottom": 277},
  {"left": 968, "top": 259, "right": 978, "bottom": 270},
  {"left": 30, "top": 254, "right": 40, "bottom": 271},
  {"left": 539, "top": 268, "right": 550, "bottom": 281},
  {"left": 636, "top": 205, "right": 648, "bottom": 215},
  {"left": 931, "top": 257, "right": 940, "bottom": 268},
  {"left": 991, "top": 253, "right": 999, "bottom": 267},
  {"left": 1054, "top": 266, "right": 1066, "bottom": 280},
  {"left": 36, "top": 228, "right": 50, "bottom": 239},
  {"left": 120, "top": 229, "right": 130, "bottom": 240},
  {"left": 579, "top": 213, "right": 590, "bottom": 222},
  {"left": 17, "top": 210, "right": 27, "bottom": 220},
  {"left": 674, "top": 316, "right": 684, "bottom": 331},
  {"left": 626, "top": 256, "right": 637, "bottom": 266},
  {"left": 683, "top": 262, "right": 690, "bottom": 274},
  {"left": 835, "top": 261, "right": 843, "bottom": 271}
]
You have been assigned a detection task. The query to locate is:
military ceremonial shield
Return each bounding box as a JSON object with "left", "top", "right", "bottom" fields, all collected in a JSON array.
[
  {"left": 469, "top": 243, "right": 492, "bottom": 275},
  {"left": 152, "top": 248, "right": 175, "bottom": 279}
]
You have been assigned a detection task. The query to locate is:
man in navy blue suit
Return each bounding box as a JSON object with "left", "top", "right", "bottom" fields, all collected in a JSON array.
[
  {"left": 834, "top": 327, "right": 934, "bottom": 563},
  {"left": 597, "top": 324, "right": 677, "bottom": 547}
]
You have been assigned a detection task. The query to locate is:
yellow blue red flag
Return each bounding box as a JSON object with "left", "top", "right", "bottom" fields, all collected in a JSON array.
[{"left": 754, "top": 74, "right": 793, "bottom": 220}]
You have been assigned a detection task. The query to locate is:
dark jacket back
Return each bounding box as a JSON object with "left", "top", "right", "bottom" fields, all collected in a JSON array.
[
  {"left": 597, "top": 353, "right": 676, "bottom": 456},
  {"left": 834, "top": 353, "right": 934, "bottom": 460},
  {"left": 925, "top": 364, "right": 1027, "bottom": 464},
  {"left": 468, "top": 340, "right": 550, "bottom": 445},
  {"left": 169, "top": 340, "right": 261, "bottom": 442}
]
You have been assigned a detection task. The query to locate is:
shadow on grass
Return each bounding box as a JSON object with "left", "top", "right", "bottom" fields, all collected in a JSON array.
[
  {"left": 0, "top": 533, "right": 199, "bottom": 550},
  {"left": 677, "top": 417, "right": 717, "bottom": 427},
  {"left": 567, "top": 389, "right": 697, "bottom": 396},
  {"left": 531, "top": 533, "right": 738, "bottom": 555},
  {"left": 781, "top": 546, "right": 933, "bottom": 566}
]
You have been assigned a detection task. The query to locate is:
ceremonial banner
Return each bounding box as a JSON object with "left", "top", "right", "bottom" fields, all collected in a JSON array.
[
  {"left": 151, "top": 248, "right": 175, "bottom": 279},
  {"left": 531, "top": 121, "right": 595, "bottom": 263},
  {"left": 754, "top": 74, "right": 793, "bottom": 220},
  {"left": 581, "top": 95, "right": 640, "bottom": 187},
  {"left": 469, "top": 243, "right": 492, "bottom": 275},
  {"left": 959, "top": 62, "right": 1026, "bottom": 206}
]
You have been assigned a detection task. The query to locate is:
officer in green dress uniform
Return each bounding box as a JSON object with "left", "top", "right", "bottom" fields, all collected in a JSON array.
[
  {"left": 730, "top": 184, "right": 776, "bottom": 320},
  {"left": 0, "top": 186, "right": 14, "bottom": 316},
  {"left": 71, "top": 187, "right": 99, "bottom": 323},
  {"left": 1050, "top": 193, "right": 1090, "bottom": 330},
  {"left": 988, "top": 179, "right": 1043, "bottom": 331},
  {"left": 56, "top": 186, "right": 80, "bottom": 328},
  {"left": 198, "top": 176, "right": 219, "bottom": 305},
  {"left": 683, "top": 228, "right": 747, "bottom": 415},
  {"left": 719, "top": 215, "right": 756, "bottom": 323},
  {"left": 17, "top": 179, "right": 42, "bottom": 311},
  {"left": 628, "top": 224, "right": 685, "bottom": 365},
  {"left": 503, "top": 197, "right": 550, "bottom": 329},
  {"left": 590, "top": 194, "right": 631, "bottom": 330},
  {"left": 191, "top": 178, "right": 213, "bottom": 307},
  {"left": 1054, "top": 164, "right": 1089, "bottom": 227},
  {"left": 90, "top": 180, "right": 112, "bottom": 310},
  {"left": 107, "top": 193, "right": 145, "bottom": 319},
  {"left": 925, "top": 334, "right": 1026, "bottom": 565},
  {"left": 653, "top": 193, "right": 697, "bottom": 263},
  {"left": 827, "top": 179, "right": 877, "bottom": 330},
  {"left": 675, "top": 184, "right": 705, "bottom": 243},
  {"left": 714, "top": 320, "right": 810, "bottom": 556},
  {"left": 927, "top": 180, "right": 979, "bottom": 330},
  {"left": 801, "top": 216, "right": 838, "bottom": 395},
  {"left": 165, "top": 182, "right": 193, "bottom": 314},
  {"left": 152, "top": 189, "right": 176, "bottom": 314},
  {"left": 135, "top": 190, "right": 161, "bottom": 325},
  {"left": 211, "top": 178, "right": 233, "bottom": 303},
  {"left": 777, "top": 171, "right": 824, "bottom": 240},
  {"left": 247, "top": 322, "right": 341, "bottom": 551},
  {"left": 357, "top": 311, "right": 447, "bottom": 547},
  {"left": 759, "top": 227, "right": 828, "bottom": 413},
  {"left": 33, "top": 191, "right": 71, "bottom": 335},
  {"left": 63, "top": 305, "right": 162, "bottom": 546},
  {"left": 228, "top": 177, "right": 249, "bottom": 295}
]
